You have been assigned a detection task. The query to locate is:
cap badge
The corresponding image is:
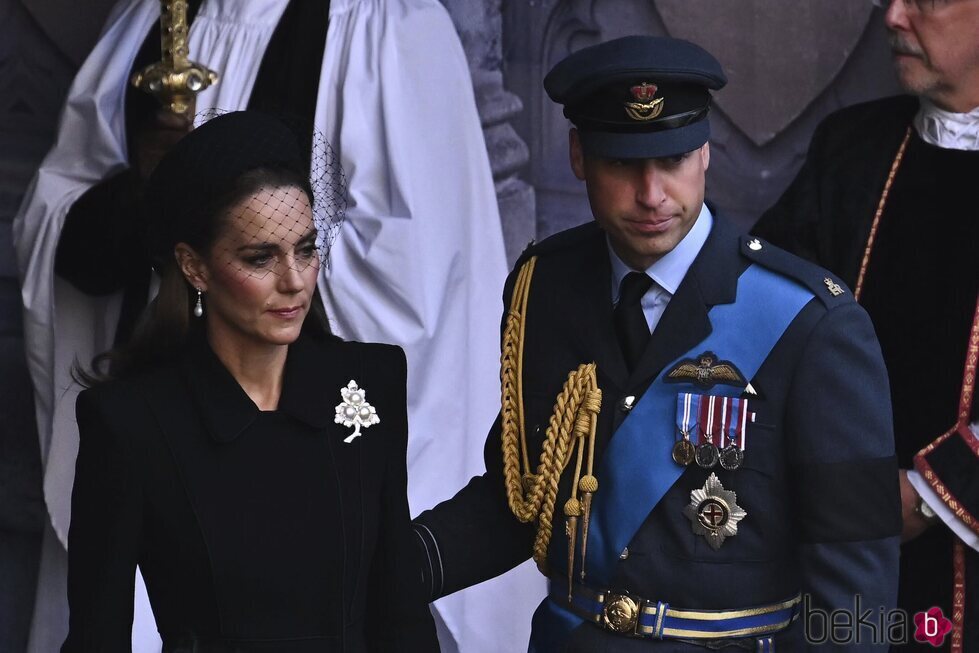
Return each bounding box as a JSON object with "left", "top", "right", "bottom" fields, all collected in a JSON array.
[
  {"left": 683, "top": 473, "right": 747, "bottom": 550},
  {"left": 625, "top": 82, "right": 664, "bottom": 122},
  {"left": 334, "top": 379, "right": 380, "bottom": 443},
  {"left": 664, "top": 351, "right": 746, "bottom": 389}
]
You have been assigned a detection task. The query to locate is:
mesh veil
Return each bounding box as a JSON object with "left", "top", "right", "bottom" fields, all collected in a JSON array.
[{"left": 145, "top": 110, "right": 346, "bottom": 285}]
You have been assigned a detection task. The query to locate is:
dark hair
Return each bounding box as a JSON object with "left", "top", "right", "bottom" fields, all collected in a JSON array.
[{"left": 77, "top": 165, "right": 331, "bottom": 386}]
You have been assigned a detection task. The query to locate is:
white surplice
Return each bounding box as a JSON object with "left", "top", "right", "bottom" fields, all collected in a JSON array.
[{"left": 14, "top": 0, "right": 544, "bottom": 651}]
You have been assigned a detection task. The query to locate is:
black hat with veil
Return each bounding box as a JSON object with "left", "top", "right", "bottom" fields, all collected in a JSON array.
[
  {"left": 144, "top": 110, "right": 346, "bottom": 276},
  {"left": 82, "top": 110, "right": 345, "bottom": 382}
]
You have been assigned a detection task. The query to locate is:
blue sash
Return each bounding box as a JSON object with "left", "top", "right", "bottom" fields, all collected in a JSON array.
[{"left": 530, "top": 263, "right": 813, "bottom": 650}]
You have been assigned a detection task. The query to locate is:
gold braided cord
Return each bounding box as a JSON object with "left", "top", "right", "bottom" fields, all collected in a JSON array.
[{"left": 500, "top": 256, "right": 602, "bottom": 575}]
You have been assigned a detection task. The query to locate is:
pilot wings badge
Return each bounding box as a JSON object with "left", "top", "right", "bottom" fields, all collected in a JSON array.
[{"left": 665, "top": 351, "right": 746, "bottom": 389}]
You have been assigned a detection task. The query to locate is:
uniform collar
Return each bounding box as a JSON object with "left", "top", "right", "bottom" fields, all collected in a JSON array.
[
  {"left": 608, "top": 202, "right": 713, "bottom": 298},
  {"left": 914, "top": 98, "right": 979, "bottom": 151},
  {"left": 181, "top": 332, "right": 338, "bottom": 443}
]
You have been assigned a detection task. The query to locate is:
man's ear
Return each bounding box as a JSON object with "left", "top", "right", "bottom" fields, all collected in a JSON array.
[
  {"left": 700, "top": 142, "right": 710, "bottom": 171},
  {"left": 174, "top": 243, "right": 209, "bottom": 291},
  {"left": 569, "top": 128, "right": 586, "bottom": 180}
]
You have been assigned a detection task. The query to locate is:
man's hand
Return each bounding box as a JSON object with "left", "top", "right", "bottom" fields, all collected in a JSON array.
[
  {"left": 900, "top": 469, "right": 935, "bottom": 543},
  {"left": 134, "top": 109, "right": 193, "bottom": 180}
]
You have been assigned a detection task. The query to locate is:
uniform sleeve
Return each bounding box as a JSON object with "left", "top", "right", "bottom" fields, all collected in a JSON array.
[
  {"left": 913, "top": 423, "right": 979, "bottom": 544},
  {"left": 412, "top": 265, "right": 535, "bottom": 600},
  {"left": 366, "top": 347, "right": 440, "bottom": 652},
  {"left": 55, "top": 168, "right": 148, "bottom": 296},
  {"left": 412, "top": 416, "right": 536, "bottom": 600},
  {"left": 62, "top": 388, "right": 142, "bottom": 652},
  {"left": 907, "top": 468, "right": 979, "bottom": 551},
  {"left": 785, "top": 302, "right": 902, "bottom": 651}
]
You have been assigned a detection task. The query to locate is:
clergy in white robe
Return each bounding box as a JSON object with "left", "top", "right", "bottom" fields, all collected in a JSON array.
[{"left": 13, "top": 0, "right": 545, "bottom": 651}]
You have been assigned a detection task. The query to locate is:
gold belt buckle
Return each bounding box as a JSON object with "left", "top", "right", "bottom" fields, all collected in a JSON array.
[{"left": 602, "top": 592, "right": 640, "bottom": 635}]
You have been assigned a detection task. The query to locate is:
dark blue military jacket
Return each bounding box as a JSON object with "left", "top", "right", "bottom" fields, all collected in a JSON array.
[{"left": 415, "top": 217, "right": 901, "bottom": 652}]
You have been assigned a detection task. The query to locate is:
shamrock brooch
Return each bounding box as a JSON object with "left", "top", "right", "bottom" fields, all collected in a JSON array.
[{"left": 334, "top": 380, "right": 379, "bottom": 443}]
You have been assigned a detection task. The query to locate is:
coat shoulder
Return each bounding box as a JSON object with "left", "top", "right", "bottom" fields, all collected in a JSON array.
[
  {"left": 513, "top": 221, "right": 601, "bottom": 270},
  {"left": 812, "top": 95, "right": 917, "bottom": 153},
  {"left": 740, "top": 234, "right": 855, "bottom": 310},
  {"left": 79, "top": 362, "right": 178, "bottom": 412},
  {"left": 330, "top": 339, "right": 407, "bottom": 373},
  {"left": 75, "top": 364, "right": 181, "bottom": 447}
]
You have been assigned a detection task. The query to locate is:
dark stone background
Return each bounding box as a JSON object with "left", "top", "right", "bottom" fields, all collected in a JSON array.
[{"left": 0, "top": 1, "right": 902, "bottom": 649}]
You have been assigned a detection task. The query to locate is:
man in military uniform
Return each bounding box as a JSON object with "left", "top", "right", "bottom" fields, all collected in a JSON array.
[
  {"left": 754, "top": 1, "right": 979, "bottom": 650},
  {"left": 415, "top": 36, "right": 901, "bottom": 651}
]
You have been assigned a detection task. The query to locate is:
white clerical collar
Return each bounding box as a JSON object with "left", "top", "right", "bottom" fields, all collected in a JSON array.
[
  {"left": 914, "top": 99, "right": 979, "bottom": 151},
  {"left": 608, "top": 203, "right": 714, "bottom": 298}
]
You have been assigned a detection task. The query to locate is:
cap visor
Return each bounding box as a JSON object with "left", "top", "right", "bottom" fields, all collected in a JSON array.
[{"left": 579, "top": 121, "right": 710, "bottom": 159}]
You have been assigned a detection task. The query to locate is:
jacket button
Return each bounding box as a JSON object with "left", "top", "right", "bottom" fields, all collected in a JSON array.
[
  {"left": 620, "top": 396, "right": 636, "bottom": 412},
  {"left": 620, "top": 547, "right": 629, "bottom": 560}
]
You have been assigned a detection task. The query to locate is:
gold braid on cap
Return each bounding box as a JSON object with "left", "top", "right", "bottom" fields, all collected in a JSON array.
[{"left": 500, "top": 256, "right": 602, "bottom": 594}]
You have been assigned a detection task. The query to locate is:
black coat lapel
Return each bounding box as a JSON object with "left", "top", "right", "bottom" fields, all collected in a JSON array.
[{"left": 628, "top": 217, "right": 744, "bottom": 389}]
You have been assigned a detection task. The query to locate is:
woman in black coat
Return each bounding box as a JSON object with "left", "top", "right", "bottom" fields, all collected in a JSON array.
[{"left": 63, "top": 111, "right": 439, "bottom": 652}]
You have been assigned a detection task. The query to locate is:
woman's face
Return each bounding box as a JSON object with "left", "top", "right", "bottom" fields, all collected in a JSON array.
[{"left": 198, "top": 184, "right": 319, "bottom": 349}]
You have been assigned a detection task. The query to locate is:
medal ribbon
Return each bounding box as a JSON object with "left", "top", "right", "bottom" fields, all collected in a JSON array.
[
  {"left": 676, "top": 392, "right": 699, "bottom": 440},
  {"left": 701, "top": 395, "right": 716, "bottom": 446},
  {"left": 734, "top": 398, "right": 748, "bottom": 450},
  {"left": 723, "top": 398, "right": 752, "bottom": 450},
  {"left": 719, "top": 397, "right": 732, "bottom": 446}
]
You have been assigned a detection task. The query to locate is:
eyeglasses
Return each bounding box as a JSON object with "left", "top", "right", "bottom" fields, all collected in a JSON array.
[{"left": 870, "top": 0, "right": 958, "bottom": 12}]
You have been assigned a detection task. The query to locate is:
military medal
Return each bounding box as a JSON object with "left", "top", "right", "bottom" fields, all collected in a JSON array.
[
  {"left": 683, "top": 473, "right": 747, "bottom": 550},
  {"left": 695, "top": 442, "right": 719, "bottom": 468},
  {"left": 673, "top": 439, "right": 696, "bottom": 466},
  {"left": 719, "top": 445, "right": 743, "bottom": 470},
  {"left": 695, "top": 395, "right": 723, "bottom": 468},
  {"left": 719, "top": 397, "right": 746, "bottom": 470},
  {"left": 334, "top": 380, "right": 380, "bottom": 443},
  {"left": 673, "top": 393, "right": 698, "bottom": 466}
]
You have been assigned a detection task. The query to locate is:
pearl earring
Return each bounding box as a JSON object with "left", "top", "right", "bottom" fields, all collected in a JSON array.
[{"left": 194, "top": 288, "right": 203, "bottom": 318}]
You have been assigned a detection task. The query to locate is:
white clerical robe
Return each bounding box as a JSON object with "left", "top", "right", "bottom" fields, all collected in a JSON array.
[{"left": 14, "top": 0, "right": 544, "bottom": 651}]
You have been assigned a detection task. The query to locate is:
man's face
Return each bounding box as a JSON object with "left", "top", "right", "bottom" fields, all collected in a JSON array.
[
  {"left": 884, "top": 0, "right": 979, "bottom": 111},
  {"left": 570, "top": 129, "right": 709, "bottom": 271}
]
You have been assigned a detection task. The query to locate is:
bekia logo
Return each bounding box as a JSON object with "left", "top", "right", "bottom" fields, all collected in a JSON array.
[
  {"left": 803, "top": 595, "right": 952, "bottom": 646},
  {"left": 913, "top": 607, "right": 952, "bottom": 647}
]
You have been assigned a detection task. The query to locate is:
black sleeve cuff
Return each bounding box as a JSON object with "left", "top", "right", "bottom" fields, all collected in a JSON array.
[
  {"left": 915, "top": 425, "right": 979, "bottom": 536},
  {"left": 412, "top": 522, "right": 443, "bottom": 602}
]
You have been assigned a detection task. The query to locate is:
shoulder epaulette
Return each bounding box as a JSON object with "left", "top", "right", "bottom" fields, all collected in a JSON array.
[
  {"left": 739, "top": 235, "right": 853, "bottom": 309},
  {"left": 513, "top": 222, "right": 601, "bottom": 270}
]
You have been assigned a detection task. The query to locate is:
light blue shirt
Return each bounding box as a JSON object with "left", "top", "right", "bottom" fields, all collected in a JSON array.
[{"left": 608, "top": 203, "right": 713, "bottom": 334}]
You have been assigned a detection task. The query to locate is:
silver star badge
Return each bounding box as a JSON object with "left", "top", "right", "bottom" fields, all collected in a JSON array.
[
  {"left": 683, "top": 473, "right": 747, "bottom": 550},
  {"left": 334, "top": 380, "right": 379, "bottom": 443}
]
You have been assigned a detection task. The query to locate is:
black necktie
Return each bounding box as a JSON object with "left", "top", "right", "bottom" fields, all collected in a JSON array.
[{"left": 613, "top": 272, "right": 654, "bottom": 371}]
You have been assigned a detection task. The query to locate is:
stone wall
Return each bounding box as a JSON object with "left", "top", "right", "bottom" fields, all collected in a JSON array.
[{"left": 440, "top": 0, "right": 535, "bottom": 263}]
